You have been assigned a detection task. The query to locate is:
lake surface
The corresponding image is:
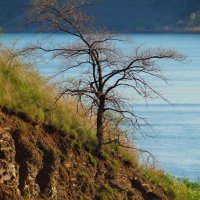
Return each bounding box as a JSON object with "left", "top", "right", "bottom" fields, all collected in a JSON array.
[{"left": 1, "top": 33, "right": 200, "bottom": 181}]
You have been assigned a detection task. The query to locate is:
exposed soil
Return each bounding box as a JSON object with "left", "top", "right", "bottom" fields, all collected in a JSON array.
[{"left": 0, "top": 110, "right": 170, "bottom": 200}]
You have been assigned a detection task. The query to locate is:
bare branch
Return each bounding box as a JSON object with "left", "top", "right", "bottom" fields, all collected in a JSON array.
[{"left": 28, "top": 0, "right": 186, "bottom": 154}]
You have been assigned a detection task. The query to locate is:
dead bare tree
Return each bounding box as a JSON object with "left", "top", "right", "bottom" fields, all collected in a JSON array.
[{"left": 28, "top": 0, "right": 185, "bottom": 154}]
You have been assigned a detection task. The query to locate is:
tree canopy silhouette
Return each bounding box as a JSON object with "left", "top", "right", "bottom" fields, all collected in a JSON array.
[{"left": 28, "top": 0, "right": 184, "bottom": 153}]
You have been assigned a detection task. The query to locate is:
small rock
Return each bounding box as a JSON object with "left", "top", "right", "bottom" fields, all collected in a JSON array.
[
  {"left": 4, "top": 175, "right": 11, "bottom": 181},
  {"left": 65, "top": 163, "right": 71, "bottom": 168},
  {"left": 3, "top": 127, "right": 11, "bottom": 131}
]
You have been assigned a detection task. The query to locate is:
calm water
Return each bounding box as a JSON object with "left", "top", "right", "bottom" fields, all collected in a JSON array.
[
  {"left": 1, "top": 33, "right": 200, "bottom": 181},
  {"left": 135, "top": 104, "right": 200, "bottom": 181}
]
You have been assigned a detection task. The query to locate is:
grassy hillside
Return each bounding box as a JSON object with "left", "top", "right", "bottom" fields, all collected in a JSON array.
[
  {"left": 0, "top": 0, "right": 200, "bottom": 32},
  {"left": 0, "top": 47, "right": 92, "bottom": 138},
  {"left": 0, "top": 47, "right": 200, "bottom": 199}
]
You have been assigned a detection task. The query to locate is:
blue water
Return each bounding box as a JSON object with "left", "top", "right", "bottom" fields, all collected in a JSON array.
[
  {"left": 1, "top": 33, "right": 200, "bottom": 181},
  {"left": 134, "top": 104, "right": 200, "bottom": 181}
]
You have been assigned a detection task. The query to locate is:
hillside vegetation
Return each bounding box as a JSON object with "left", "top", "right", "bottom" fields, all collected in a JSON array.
[
  {"left": 0, "top": 47, "right": 200, "bottom": 199},
  {"left": 0, "top": 0, "right": 200, "bottom": 32}
]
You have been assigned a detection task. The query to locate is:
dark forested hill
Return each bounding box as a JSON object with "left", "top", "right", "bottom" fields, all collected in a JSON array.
[{"left": 0, "top": 0, "right": 200, "bottom": 32}]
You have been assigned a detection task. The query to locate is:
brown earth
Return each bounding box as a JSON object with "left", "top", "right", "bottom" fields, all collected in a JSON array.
[{"left": 0, "top": 109, "right": 170, "bottom": 200}]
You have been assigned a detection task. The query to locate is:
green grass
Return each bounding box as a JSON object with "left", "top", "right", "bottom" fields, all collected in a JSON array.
[
  {"left": 86, "top": 152, "right": 98, "bottom": 167},
  {"left": 178, "top": 178, "right": 200, "bottom": 191},
  {"left": 141, "top": 168, "right": 200, "bottom": 200},
  {"left": 99, "top": 184, "right": 118, "bottom": 200},
  {"left": 0, "top": 48, "right": 92, "bottom": 141}
]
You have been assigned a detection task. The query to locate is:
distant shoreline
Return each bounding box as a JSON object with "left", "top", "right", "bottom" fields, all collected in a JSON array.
[
  {"left": 3, "top": 29, "right": 200, "bottom": 34},
  {"left": 2, "top": 25, "right": 200, "bottom": 34}
]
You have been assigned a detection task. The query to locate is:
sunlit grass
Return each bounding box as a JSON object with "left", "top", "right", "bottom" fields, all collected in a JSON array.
[
  {"left": 141, "top": 167, "right": 200, "bottom": 200},
  {"left": 0, "top": 47, "right": 94, "bottom": 142}
]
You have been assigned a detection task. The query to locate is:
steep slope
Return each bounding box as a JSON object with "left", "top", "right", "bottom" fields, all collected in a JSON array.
[
  {"left": 0, "top": 45, "right": 167, "bottom": 200},
  {"left": 0, "top": 110, "right": 167, "bottom": 200},
  {"left": 0, "top": 0, "right": 200, "bottom": 32},
  {"left": 0, "top": 47, "right": 200, "bottom": 200}
]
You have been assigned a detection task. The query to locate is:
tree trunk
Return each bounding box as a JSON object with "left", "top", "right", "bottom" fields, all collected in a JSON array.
[{"left": 96, "top": 100, "right": 104, "bottom": 154}]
